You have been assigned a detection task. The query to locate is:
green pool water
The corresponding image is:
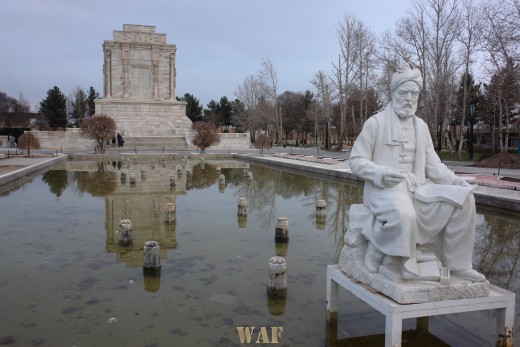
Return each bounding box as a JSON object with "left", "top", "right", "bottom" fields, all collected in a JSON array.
[{"left": 0, "top": 157, "right": 518, "bottom": 346}]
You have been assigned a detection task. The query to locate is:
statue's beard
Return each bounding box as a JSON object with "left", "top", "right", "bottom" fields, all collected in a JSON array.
[{"left": 393, "top": 103, "right": 416, "bottom": 118}]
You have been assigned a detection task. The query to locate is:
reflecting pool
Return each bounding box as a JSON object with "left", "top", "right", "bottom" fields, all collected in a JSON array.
[{"left": 0, "top": 157, "right": 518, "bottom": 346}]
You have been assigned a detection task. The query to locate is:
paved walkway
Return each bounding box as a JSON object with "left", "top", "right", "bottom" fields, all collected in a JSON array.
[{"left": 1, "top": 148, "right": 519, "bottom": 211}]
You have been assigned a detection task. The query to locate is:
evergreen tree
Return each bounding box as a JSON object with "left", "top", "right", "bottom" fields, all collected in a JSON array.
[
  {"left": 39, "top": 86, "right": 67, "bottom": 129},
  {"left": 70, "top": 86, "right": 88, "bottom": 127},
  {"left": 177, "top": 93, "right": 203, "bottom": 122},
  {"left": 86, "top": 86, "right": 99, "bottom": 116}
]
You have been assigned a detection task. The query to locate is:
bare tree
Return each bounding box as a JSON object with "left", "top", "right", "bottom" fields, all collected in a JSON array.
[
  {"left": 456, "top": 0, "right": 482, "bottom": 158},
  {"left": 311, "top": 70, "right": 333, "bottom": 146},
  {"left": 80, "top": 114, "right": 116, "bottom": 154},
  {"left": 336, "top": 13, "right": 363, "bottom": 150},
  {"left": 18, "top": 132, "right": 41, "bottom": 157},
  {"left": 255, "top": 133, "right": 271, "bottom": 156},
  {"left": 381, "top": 0, "right": 461, "bottom": 150},
  {"left": 234, "top": 74, "right": 268, "bottom": 142},
  {"left": 481, "top": 0, "right": 520, "bottom": 152},
  {"left": 258, "top": 58, "right": 280, "bottom": 144},
  {"left": 192, "top": 122, "right": 221, "bottom": 153}
]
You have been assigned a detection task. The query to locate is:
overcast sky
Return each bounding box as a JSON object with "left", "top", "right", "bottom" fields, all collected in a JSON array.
[{"left": 1, "top": 0, "right": 413, "bottom": 111}]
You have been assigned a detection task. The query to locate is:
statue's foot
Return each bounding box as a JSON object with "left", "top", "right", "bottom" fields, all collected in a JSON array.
[
  {"left": 401, "top": 257, "right": 419, "bottom": 280},
  {"left": 364, "top": 242, "right": 384, "bottom": 273},
  {"left": 452, "top": 269, "right": 486, "bottom": 282}
]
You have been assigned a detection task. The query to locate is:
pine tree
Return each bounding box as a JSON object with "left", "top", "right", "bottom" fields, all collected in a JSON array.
[
  {"left": 39, "top": 86, "right": 68, "bottom": 129},
  {"left": 86, "top": 86, "right": 99, "bottom": 116}
]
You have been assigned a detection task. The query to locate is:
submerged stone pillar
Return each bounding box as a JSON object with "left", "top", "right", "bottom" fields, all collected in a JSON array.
[
  {"left": 143, "top": 241, "right": 161, "bottom": 275},
  {"left": 118, "top": 219, "right": 133, "bottom": 246},
  {"left": 316, "top": 199, "right": 327, "bottom": 229},
  {"left": 218, "top": 174, "right": 226, "bottom": 193},
  {"left": 164, "top": 202, "right": 175, "bottom": 224},
  {"left": 316, "top": 199, "right": 327, "bottom": 217},
  {"left": 237, "top": 197, "right": 248, "bottom": 229},
  {"left": 275, "top": 217, "right": 289, "bottom": 241},
  {"left": 237, "top": 198, "right": 248, "bottom": 216},
  {"left": 267, "top": 256, "right": 287, "bottom": 316}
]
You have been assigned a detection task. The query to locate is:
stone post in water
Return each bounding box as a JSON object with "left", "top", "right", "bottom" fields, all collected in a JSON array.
[
  {"left": 267, "top": 256, "right": 287, "bottom": 316},
  {"left": 143, "top": 241, "right": 161, "bottom": 275},
  {"left": 218, "top": 174, "right": 226, "bottom": 193},
  {"left": 237, "top": 197, "right": 248, "bottom": 229},
  {"left": 275, "top": 217, "right": 289, "bottom": 241},
  {"left": 316, "top": 199, "right": 327, "bottom": 229},
  {"left": 237, "top": 197, "right": 248, "bottom": 216},
  {"left": 164, "top": 202, "right": 175, "bottom": 224}
]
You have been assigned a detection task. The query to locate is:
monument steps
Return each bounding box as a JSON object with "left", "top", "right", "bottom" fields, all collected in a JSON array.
[{"left": 110, "top": 136, "right": 189, "bottom": 151}]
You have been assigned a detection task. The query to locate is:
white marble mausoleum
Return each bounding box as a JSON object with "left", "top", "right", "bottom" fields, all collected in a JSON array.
[{"left": 95, "top": 24, "right": 192, "bottom": 139}]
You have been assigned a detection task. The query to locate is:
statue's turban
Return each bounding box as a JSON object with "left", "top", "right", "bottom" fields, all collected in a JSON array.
[{"left": 390, "top": 62, "right": 423, "bottom": 92}]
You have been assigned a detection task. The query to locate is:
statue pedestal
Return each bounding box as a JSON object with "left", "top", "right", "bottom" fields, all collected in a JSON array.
[
  {"left": 326, "top": 265, "right": 515, "bottom": 347},
  {"left": 341, "top": 204, "right": 490, "bottom": 304},
  {"left": 339, "top": 241, "right": 490, "bottom": 304}
]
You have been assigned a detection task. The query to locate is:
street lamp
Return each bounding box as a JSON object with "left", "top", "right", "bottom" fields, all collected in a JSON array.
[
  {"left": 468, "top": 103, "right": 476, "bottom": 161},
  {"left": 325, "top": 117, "right": 330, "bottom": 151}
]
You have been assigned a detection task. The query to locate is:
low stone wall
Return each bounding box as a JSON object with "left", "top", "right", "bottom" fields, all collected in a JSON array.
[
  {"left": 29, "top": 129, "right": 96, "bottom": 152},
  {"left": 209, "top": 133, "right": 251, "bottom": 150},
  {"left": 27, "top": 129, "right": 251, "bottom": 152}
]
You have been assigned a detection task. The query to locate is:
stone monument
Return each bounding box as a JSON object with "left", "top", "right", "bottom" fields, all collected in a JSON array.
[
  {"left": 339, "top": 62, "right": 489, "bottom": 304},
  {"left": 95, "top": 25, "right": 192, "bottom": 147}
]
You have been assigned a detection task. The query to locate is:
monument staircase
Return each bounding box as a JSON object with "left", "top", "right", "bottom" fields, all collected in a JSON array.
[{"left": 112, "top": 136, "right": 190, "bottom": 151}]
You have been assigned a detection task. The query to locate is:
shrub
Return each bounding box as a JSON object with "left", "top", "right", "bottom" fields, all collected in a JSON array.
[
  {"left": 192, "top": 122, "right": 221, "bottom": 153},
  {"left": 80, "top": 114, "right": 117, "bottom": 154},
  {"left": 18, "top": 133, "right": 41, "bottom": 157}
]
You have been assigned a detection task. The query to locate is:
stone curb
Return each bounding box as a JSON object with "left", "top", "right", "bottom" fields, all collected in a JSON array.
[{"left": 0, "top": 155, "right": 68, "bottom": 186}]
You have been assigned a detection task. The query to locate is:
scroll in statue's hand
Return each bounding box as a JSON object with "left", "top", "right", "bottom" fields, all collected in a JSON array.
[{"left": 382, "top": 168, "right": 405, "bottom": 187}]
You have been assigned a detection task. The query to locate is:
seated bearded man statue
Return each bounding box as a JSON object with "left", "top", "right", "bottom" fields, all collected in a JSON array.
[{"left": 349, "top": 62, "right": 485, "bottom": 282}]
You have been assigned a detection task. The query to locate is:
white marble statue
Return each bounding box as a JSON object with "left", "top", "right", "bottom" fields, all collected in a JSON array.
[{"left": 349, "top": 62, "right": 485, "bottom": 282}]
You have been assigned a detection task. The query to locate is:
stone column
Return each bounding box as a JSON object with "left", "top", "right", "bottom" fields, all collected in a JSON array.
[
  {"left": 103, "top": 48, "right": 112, "bottom": 98},
  {"left": 122, "top": 43, "right": 130, "bottom": 98},
  {"left": 169, "top": 51, "right": 176, "bottom": 100},
  {"left": 152, "top": 45, "right": 160, "bottom": 100}
]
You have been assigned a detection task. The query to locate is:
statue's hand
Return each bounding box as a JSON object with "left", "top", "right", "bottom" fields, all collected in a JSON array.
[
  {"left": 452, "top": 176, "right": 470, "bottom": 187},
  {"left": 382, "top": 168, "right": 405, "bottom": 187}
]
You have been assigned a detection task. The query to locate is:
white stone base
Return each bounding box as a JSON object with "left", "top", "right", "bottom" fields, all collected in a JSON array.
[
  {"left": 95, "top": 98, "right": 192, "bottom": 136},
  {"left": 339, "top": 241, "right": 490, "bottom": 304}
]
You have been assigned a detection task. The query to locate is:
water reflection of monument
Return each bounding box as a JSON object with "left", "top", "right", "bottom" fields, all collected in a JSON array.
[{"left": 64, "top": 158, "right": 250, "bottom": 268}]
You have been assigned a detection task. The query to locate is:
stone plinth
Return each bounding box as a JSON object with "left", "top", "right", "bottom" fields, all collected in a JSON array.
[
  {"left": 339, "top": 204, "right": 489, "bottom": 304},
  {"left": 339, "top": 242, "right": 489, "bottom": 304},
  {"left": 95, "top": 99, "right": 191, "bottom": 137}
]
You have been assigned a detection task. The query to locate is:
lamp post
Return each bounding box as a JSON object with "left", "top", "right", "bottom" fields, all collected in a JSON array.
[
  {"left": 468, "top": 103, "right": 476, "bottom": 161},
  {"left": 325, "top": 117, "right": 330, "bottom": 151}
]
